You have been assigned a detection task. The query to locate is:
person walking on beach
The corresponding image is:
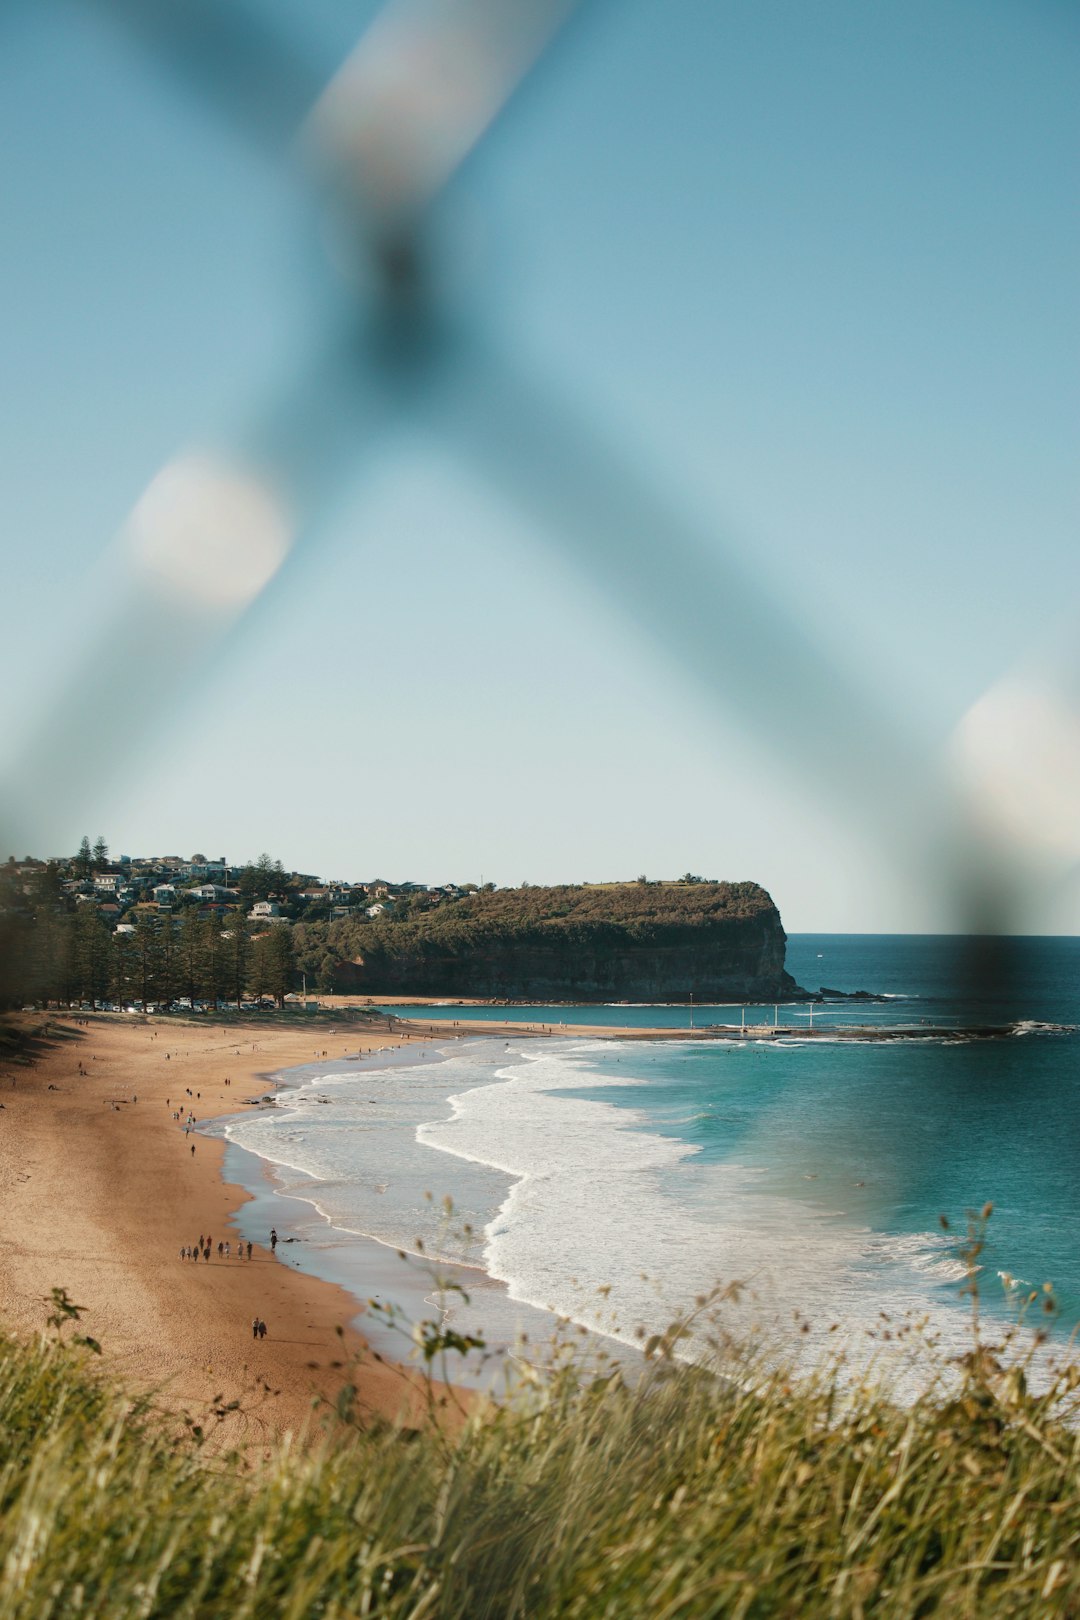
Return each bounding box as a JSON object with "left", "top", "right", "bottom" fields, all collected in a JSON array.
[
  {"left": 252, "top": 1317, "right": 259, "bottom": 1340},
  {"left": 270, "top": 1228, "right": 278, "bottom": 1253},
  {"left": 246, "top": 1240, "right": 253, "bottom": 1260},
  {"left": 257, "top": 1319, "right": 267, "bottom": 1339}
]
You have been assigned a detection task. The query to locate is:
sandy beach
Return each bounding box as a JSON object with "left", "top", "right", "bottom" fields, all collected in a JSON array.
[
  {"left": 0, "top": 1011, "right": 447, "bottom": 1452},
  {"left": 0, "top": 997, "right": 957, "bottom": 1457}
]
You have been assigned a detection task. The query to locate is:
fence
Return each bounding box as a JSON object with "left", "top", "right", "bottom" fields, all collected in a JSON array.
[{"left": 1, "top": 0, "right": 1076, "bottom": 970}]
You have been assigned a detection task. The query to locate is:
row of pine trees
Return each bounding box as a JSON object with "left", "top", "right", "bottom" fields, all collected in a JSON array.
[{"left": 1, "top": 906, "right": 295, "bottom": 1011}]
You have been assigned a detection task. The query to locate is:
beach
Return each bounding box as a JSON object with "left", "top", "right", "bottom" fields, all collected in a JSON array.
[
  {"left": 0, "top": 1011, "right": 446, "bottom": 1451},
  {"left": 4, "top": 944, "right": 1077, "bottom": 1458}
]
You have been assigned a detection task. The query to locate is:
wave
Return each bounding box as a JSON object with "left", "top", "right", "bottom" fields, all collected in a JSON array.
[
  {"left": 208, "top": 1032, "right": 1066, "bottom": 1387},
  {"left": 414, "top": 1045, "right": 981, "bottom": 1372}
]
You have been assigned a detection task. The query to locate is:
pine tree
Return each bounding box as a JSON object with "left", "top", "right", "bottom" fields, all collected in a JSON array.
[
  {"left": 251, "top": 925, "right": 294, "bottom": 1008},
  {"left": 223, "top": 916, "right": 252, "bottom": 1009},
  {"left": 0, "top": 913, "right": 31, "bottom": 1008},
  {"left": 157, "top": 917, "right": 179, "bottom": 1009},
  {"left": 92, "top": 836, "right": 109, "bottom": 871},
  {"left": 176, "top": 910, "right": 207, "bottom": 1008},
  {"left": 72, "top": 907, "right": 110, "bottom": 1006},
  {"left": 34, "top": 910, "right": 74, "bottom": 1007},
  {"left": 202, "top": 916, "right": 227, "bottom": 1010},
  {"left": 132, "top": 914, "right": 162, "bottom": 1010},
  {"left": 76, "top": 836, "right": 93, "bottom": 879},
  {"left": 111, "top": 929, "right": 136, "bottom": 1008}
]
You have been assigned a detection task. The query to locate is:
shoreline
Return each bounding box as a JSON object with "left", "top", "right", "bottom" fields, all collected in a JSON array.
[
  {"left": 3, "top": 1000, "right": 1069, "bottom": 1451},
  {"left": 214, "top": 1036, "right": 574, "bottom": 1389},
  {"left": 0, "top": 1011, "right": 454, "bottom": 1451}
]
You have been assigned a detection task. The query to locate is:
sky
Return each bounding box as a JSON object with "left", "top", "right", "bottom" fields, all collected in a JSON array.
[{"left": 0, "top": 0, "right": 1076, "bottom": 931}]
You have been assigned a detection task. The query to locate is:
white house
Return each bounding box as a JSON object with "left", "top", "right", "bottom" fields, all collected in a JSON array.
[{"left": 250, "top": 900, "right": 280, "bottom": 919}]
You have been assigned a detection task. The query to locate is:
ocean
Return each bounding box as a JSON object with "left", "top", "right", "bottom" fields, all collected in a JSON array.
[{"left": 207, "top": 934, "right": 1080, "bottom": 1382}]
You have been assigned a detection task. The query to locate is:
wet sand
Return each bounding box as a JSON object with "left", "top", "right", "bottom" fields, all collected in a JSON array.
[{"left": 0, "top": 1012, "right": 447, "bottom": 1452}]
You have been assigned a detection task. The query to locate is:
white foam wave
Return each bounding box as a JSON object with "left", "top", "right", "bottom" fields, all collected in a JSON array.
[{"left": 415, "top": 1045, "right": 979, "bottom": 1374}]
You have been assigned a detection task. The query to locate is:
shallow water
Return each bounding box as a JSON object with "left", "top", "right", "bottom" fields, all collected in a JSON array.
[{"left": 207, "top": 935, "right": 1080, "bottom": 1376}]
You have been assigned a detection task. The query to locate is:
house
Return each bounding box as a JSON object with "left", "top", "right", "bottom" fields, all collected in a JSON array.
[
  {"left": 93, "top": 872, "right": 124, "bottom": 892},
  {"left": 365, "top": 903, "right": 387, "bottom": 918},
  {"left": 153, "top": 884, "right": 176, "bottom": 907},
  {"left": 250, "top": 900, "right": 280, "bottom": 919},
  {"left": 331, "top": 905, "right": 355, "bottom": 919},
  {"left": 114, "top": 923, "right": 136, "bottom": 935},
  {"left": 189, "top": 884, "right": 233, "bottom": 902}
]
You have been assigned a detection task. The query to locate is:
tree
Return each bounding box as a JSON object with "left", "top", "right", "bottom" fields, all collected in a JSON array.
[
  {"left": 30, "top": 863, "right": 64, "bottom": 911},
  {"left": 111, "top": 929, "right": 136, "bottom": 1008},
  {"left": 92, "top": 836, "right": 109, "bottom": 871},
  {"left": 131, "top": 913, "right": 162, "bottom": 1009},
  {"left": 250, "top": 926, "right": 294, "bottom": 1008},
  {"left": 71, "top": 907, "right": 110, "bottom": 1006},
  {"left": 75, "top": 836, "right": 93, "bottom": 878},
  {"left": 202, "top": 916, "right": 228, "bottom": 1010},
  {"left": 157, "top": 918, "right": 179, "bottom": 1009},
  {"left": 237, "top": 854, "right": 278, "bottom": 904},
  {"left": 28, "top": 909, "right": 72, "bottom": 1007},
  {"left": 223, "top": 917, "right": 252, "bottom": 1009},
  {"left": 176, "top": 910, "right": 207, "bottom": 1008}
]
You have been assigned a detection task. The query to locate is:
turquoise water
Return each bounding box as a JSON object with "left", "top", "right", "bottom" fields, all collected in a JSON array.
[
  {"left": 383, "top": 936, "right": 1080, "bottom": 1327},
  {"left": 217, "top": 936, "right": 1080, "bottom": 1368}
]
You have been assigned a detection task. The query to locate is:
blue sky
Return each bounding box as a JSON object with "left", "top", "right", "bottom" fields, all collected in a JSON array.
[{"left": 0, "top": 0, "right": 1076, "bottom": 930}]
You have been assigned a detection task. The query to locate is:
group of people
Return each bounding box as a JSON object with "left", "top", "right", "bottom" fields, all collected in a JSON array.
[
  {"left": 251, "top": 1317, "right": 268, "bottom": 1339},
  {"left": 179, "top": 1233, "right": 254, "bottom": 1262}
]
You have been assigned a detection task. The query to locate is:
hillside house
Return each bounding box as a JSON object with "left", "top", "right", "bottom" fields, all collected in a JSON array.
[{"left": 189, "top": 884, "right": 234, "bottom": 902}]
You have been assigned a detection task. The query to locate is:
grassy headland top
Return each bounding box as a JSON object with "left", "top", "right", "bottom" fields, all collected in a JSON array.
[{"left": 383, "top": 879, "right": 777, "bottom": 930}]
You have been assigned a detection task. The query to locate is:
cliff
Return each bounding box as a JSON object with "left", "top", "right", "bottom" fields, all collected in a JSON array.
[{"left": 322, "top": 881, "right": 803, "bottom": 1001}]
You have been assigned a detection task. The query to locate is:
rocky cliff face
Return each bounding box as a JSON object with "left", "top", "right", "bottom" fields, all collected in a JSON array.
[{"left": 333, "top": 882, "right": 802, "bottom": 1001}]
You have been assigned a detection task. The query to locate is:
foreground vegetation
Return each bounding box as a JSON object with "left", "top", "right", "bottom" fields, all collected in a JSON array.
[{"left": 4, "top": 1261, "right": 1080, "bottom": 1617}]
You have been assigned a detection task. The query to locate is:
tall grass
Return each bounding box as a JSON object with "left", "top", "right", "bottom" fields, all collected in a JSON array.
[{"left": 3, "top": 1232, "right": 1080, "bottom": 1617}]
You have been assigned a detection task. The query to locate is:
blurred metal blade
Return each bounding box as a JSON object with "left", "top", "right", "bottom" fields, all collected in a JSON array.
[
  {"left": 436, "top": 340, "right": 937, "bottom": 845},
  {"left": 306, "top": 0, "right": 585, "bottom": 233},
  {"left": 96, "top": 0, "right": 326, "bottom": 153},
  {"left": 3, "top": 322, "right": 404, "bottom": 848}
]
